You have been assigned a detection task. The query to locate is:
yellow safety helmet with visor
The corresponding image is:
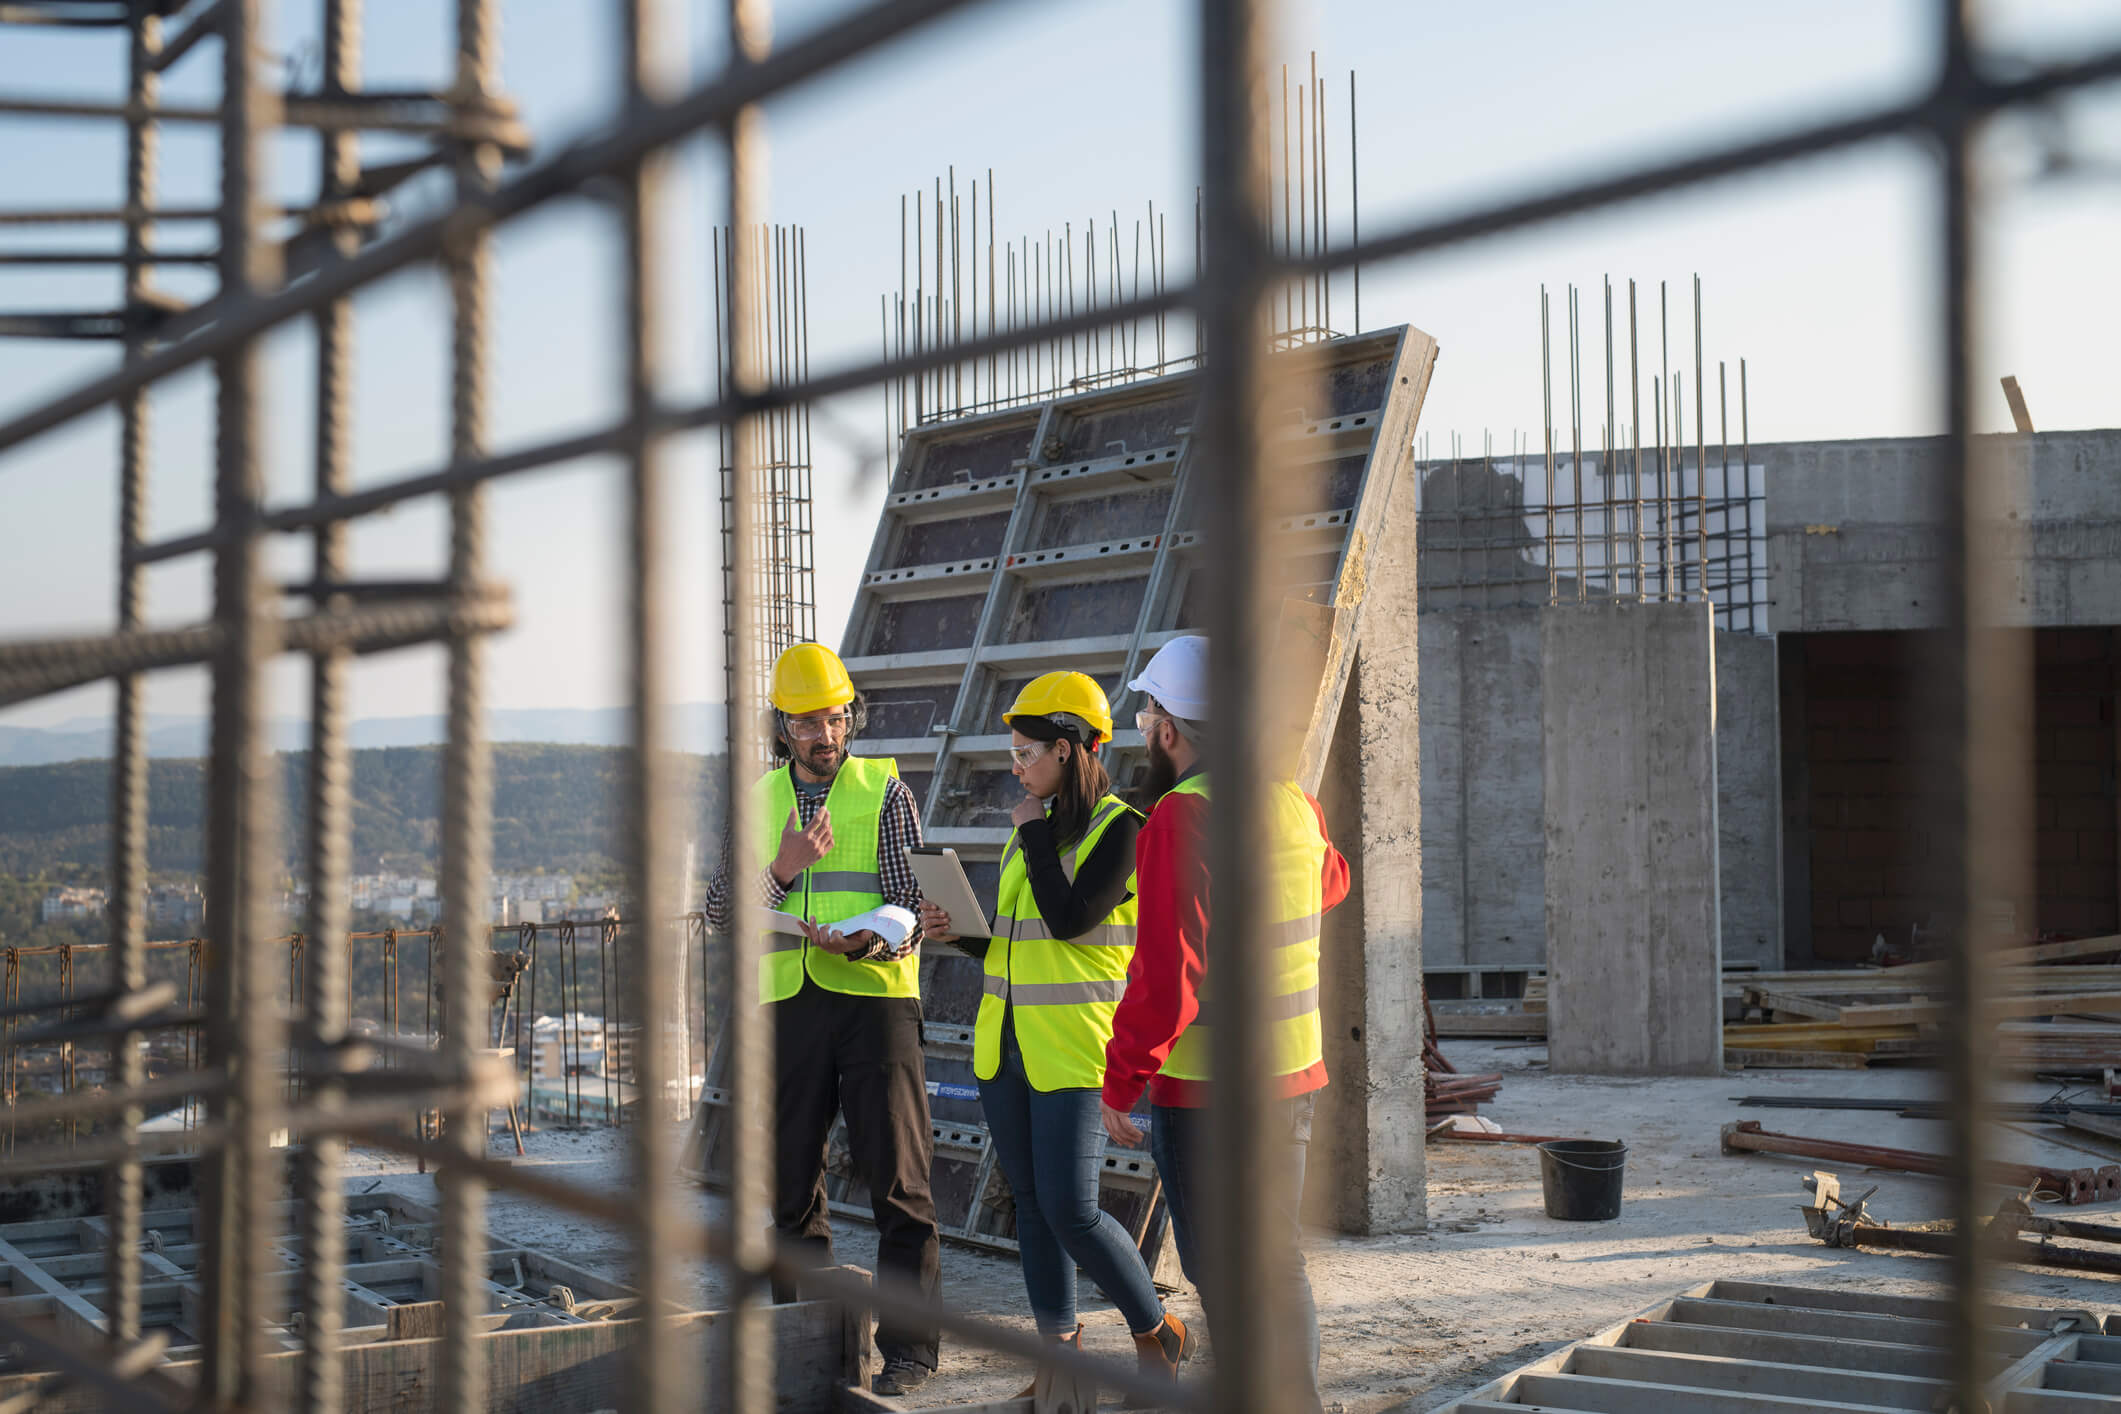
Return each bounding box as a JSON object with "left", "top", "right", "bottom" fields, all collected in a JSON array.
[
  {"left": 1003, "top": 670, "right": 1114, "bottom": 746},
  {"left": 770, "top": 642, "right": 856, "bottom": 716}
]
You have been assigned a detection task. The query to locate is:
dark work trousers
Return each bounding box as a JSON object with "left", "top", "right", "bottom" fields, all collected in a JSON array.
[
  {"left": 769, "top": 976, "right": 942, "bottom": 1372},
  {"left": 1151, "top": 1092, "right": 1321, "bottom": 1411}
]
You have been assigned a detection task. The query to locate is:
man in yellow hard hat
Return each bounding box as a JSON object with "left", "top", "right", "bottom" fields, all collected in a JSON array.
[{"left": 703, "top": 641, "right": 942, "bottom": 1396}]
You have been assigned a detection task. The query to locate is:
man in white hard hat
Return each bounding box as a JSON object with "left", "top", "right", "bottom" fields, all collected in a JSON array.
[{"left": 1099, "top": 634, "right": 1349, "bottom": 1413}]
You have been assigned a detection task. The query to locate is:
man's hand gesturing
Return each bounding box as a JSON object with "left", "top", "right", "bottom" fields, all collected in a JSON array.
[{"left": 770, "top": 804, "right": 833, "bottom": 888}]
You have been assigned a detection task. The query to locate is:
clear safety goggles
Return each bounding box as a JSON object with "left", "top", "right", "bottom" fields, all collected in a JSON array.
[{"left": 783, "top": 712, "right": 854, "bottom": 741}]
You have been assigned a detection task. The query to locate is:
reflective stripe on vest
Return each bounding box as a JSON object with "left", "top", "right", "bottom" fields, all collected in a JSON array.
[
  {"left": 751, "top": 756, "right": 918, "bottom": 1003},
  {"left": 1157, "top": 774, "right": 1327, "bottom": 1083},
  {"left": 973, "top": 794, "right": 1142, "bottom": 1090}
]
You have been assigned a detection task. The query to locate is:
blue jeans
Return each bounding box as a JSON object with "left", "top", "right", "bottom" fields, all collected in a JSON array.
[
  {"left": 1151, "top": 1094, "right": 1321, "bottom": 1399},
  {"left": 978, "top": 1026, "right": 1166, "bottom": 1337}
]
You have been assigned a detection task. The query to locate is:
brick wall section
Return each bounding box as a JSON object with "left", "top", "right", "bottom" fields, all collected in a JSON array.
[
  {"left": 2035, "top": 628, "right": 2119, "bottom": 937},
  {"left": 1798, "top": 633, "right": 1929, "bottom": 962},
  {"left": 1795, "top": 628, "right": 2119, "bottom": 961}
]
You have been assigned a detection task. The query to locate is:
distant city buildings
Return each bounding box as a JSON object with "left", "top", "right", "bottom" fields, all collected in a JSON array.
[
  {"left": 38, "top": 886, "right": 107, "bottom": 923},
  {"left": 145, "top": 882, "right": 205, "bottom": 929},
  {"left": 29, "top": 871, "right": 620, "bottom": 937}
]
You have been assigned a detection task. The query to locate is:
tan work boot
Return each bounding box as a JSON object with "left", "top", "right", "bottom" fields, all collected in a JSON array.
[
  {"left": 1017, "top": 1323, "right": 1082, "bottom": 1398},
  {"left": 1123, "top": 1313, "right": 1193, "bottom": 1408}
]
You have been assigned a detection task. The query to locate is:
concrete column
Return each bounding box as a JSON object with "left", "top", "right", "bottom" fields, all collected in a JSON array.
[
  {"left": 1315, "top": 485, "right": 1426, "bottom": 1235},
  {"left": 1543, "top": 600, "right": 1722, "bottom": 1075}
]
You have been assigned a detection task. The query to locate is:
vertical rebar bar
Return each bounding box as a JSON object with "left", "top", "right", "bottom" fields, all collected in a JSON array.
[
  {"left": 1198, "top": 2, "right": 1295, "bottom": 1410},
  {"left": 1542, "top": 284, "right": 1555, "bottom": 603},
  {"left": 105, "top": 0, "right": 161, "bottom": 1355},
  {"left": 1348, "top": 70, "right": 1359, "bottom": 334},
  {"left": 298, "top": 0, "right": 361, "bottom": 1405},
  {"left": 1570, "top": 284, "right": 1585, "bottom": 601},
  {"left": 621, "top": 1, "right": 679, "bottom": 1403},
  {"left": 723, "top": 0, "right": 776, "bottom": 1408},
  {"left": 1627, "top": 279, "right": 1642, "bottom": 600},
  {"left": 1604, "top": 277, "right": 1615, "bottom": 597},
  {"left": 439, "top": 0, "right": 500, "bottom": 1408},
  {"left": 1314, "top": 51, "right": 1326, "bottom": 333},
  {"left": 1693, "top": 274, "right": 1707, "bottom": 607},
  {"left": 199, "top": 0, "right": 281, "bottom": 1399}
]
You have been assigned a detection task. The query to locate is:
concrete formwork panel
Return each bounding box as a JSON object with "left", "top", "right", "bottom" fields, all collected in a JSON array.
[
  {"left": 839, "top": 327, "right": 1438, "bottom": 1234},
  {"left": 1542, "top": 600, "right": 1722, "bottom": 1076}
]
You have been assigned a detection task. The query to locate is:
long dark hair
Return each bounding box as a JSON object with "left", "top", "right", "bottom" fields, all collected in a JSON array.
[{"left": 1009, "top": 715, "right": 1110, "bottom": 849}]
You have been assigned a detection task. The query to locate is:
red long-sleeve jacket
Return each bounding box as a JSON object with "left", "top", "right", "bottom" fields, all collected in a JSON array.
[{"left": 1101, "top": 774, "right": 1351, "bottom": 1113}]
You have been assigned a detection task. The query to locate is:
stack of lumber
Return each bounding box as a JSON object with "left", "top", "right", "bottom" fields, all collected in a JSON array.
[
  {"left": 1423, "top": 994, "right": 1502, "bottom": 1118},
  {"left": 1723, "top": 934, "right": 2121, "bottom": 1071},
  {"left": 1426, "top": 976, "right": 1546, "bottom": 1040}
]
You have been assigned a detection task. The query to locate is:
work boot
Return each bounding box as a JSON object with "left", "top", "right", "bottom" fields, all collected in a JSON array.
[
  {"left": 871, "top": 1359, "right": 932, "bottom": 1398},
  {"left": 1122, "top": 1313, "right": 1192, "bottom": 1408},
  {"left": 1016, "top": 1324, "right": 1082, "bottom": 1398}
]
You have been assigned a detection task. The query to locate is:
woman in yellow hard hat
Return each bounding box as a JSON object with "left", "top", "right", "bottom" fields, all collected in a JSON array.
[{"left": 919, "top": 671, "right": 1192, "bottom": 1396}]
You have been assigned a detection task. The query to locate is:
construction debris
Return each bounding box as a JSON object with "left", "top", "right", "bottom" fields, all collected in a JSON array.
[
  {"left": 1720, "top": 939, "right": 2121, "bottom": 1071},
  {"left": 1424, "top": 993, "right": 1502, "bottom": 1120},
  {"left": 1800, "top": 1168, "right": 2121, "bottom": 1281},
  {"left": 1722, "top": 1119, "right": 2118, "bottom": 1205}
]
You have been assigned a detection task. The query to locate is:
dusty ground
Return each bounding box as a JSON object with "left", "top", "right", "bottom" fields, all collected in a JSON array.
[{"left": 342, "top": 1042, "right": 2121, "bottom": 1411}]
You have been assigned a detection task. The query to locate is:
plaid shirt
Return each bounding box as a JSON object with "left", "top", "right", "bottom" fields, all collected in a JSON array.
[{"left": 703, "top": 763, "right": 924, "bottom": 962}]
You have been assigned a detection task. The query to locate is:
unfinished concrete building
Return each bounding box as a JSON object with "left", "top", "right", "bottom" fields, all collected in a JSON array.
[{"left": 1419, "top": 427, "right": 2121, "bottom": 1068}]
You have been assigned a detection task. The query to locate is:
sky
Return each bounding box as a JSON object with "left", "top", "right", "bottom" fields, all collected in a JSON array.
[{"left": 2, "top": 0, "right": 2118, "bottom": 733}]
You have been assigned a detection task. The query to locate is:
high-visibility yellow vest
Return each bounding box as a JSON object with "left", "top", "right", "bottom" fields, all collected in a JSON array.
[
  {"left": 973, "top": 795, "right": 1142, "bottom": 1091},
  {"left": 1158, "top": 774, "right": 1325, "bottom": 1082},
  {"left": 751, "top": 756, "right": 919, "bottom": 1003}
]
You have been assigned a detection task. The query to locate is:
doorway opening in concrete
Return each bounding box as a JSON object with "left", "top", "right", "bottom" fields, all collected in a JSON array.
[{"left": 1780, "top": 628, "right": 2121, "bottom": 966}]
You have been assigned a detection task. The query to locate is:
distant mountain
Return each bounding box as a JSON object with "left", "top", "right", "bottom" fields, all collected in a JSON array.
[
  {"left": 0, "top": 704, "right": 730, "bottom": 766},
  {"left": 0, "top": 743, "right": 726, "bottom": 877}
]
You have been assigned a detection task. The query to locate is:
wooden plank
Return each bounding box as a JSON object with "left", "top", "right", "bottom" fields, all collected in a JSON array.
[
  {"left": 386, "top": 1302, "right": 445, "bottom": 1342},
  {"left": 1429, "top": 1010, "right": 1545, "bottom": 1038},
  {"left": 1742, "top": 988, "right": 1845, "bottom": 1022},
  {"left": 1572, "top": 1344, "right": 1944, "bottom": 1407},
  {"left": 1842, "top": 993, "right": 2121, "bottom": 1028},
  {"left": 1725, "top": 1048, "right": 1870, "bottom": 1070}
]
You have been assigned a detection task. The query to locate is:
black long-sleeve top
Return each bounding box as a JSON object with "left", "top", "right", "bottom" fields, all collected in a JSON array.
[{"left": 954, "top": 809, "right": 1142, "bottom": 958}]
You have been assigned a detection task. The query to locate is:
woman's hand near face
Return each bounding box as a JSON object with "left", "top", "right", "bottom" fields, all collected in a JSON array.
[{"left": 1010, "top": 793, "right": 1046, "bottom": 829}]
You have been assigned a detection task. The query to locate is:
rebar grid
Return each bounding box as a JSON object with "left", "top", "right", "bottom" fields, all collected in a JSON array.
[{"left": 0, "top": 0, "right": 2116, "bottom": 1409}]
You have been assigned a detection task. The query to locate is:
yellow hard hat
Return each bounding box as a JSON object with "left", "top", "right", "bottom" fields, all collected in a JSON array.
[
  {"left": 771, "top": 642, "right": 855, "bottom": 716},
  {"left": 1004, "top": 671, "right": 1114, "bottom": 746}
]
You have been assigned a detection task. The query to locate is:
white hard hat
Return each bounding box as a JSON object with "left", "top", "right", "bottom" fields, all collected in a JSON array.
[{"left": 1128, "top": 635, "right": 1209, "bottom": 721}]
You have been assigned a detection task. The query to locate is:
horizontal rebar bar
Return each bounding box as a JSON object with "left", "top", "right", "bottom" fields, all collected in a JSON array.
[{"left": 0, "top": 0, "right": 987, "bottom": 460}]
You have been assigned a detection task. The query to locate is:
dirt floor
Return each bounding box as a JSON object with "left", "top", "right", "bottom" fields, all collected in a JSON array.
[{"left": 342, "top": 1041, "right": 2121, "bottom": 1411}]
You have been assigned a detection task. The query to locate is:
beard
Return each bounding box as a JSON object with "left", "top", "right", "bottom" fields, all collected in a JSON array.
[
  {"left": 796, "top": 739, "right": 844, "bottom": 779},
  {"left": 1139, "top": 734, "right": 1180, "bottom": 804}
]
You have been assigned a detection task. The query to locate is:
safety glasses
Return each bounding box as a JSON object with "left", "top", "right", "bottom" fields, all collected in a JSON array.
[
  {"left": 782, "top": 712, "right": 854, "bottom": 741},
  {"left": 1008, "top": 740, "right": 1053, "bottom": 768}
]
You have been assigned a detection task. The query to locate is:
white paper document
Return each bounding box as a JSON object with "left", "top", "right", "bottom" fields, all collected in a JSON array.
[{"left": 755, "top": 903, "right": 916, "bottom": 948}]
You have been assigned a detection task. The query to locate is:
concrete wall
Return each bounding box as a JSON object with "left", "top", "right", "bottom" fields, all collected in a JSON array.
[
  {"left": 1543, "top": 601, "right": 1722, "bottom": 1075},
  {"left": 1716, "top": 632, "right": 1782, "bottom": 967},
  {"left": 1314, "top": 471, "right": 1427, "bottom": 1236},
  {"left": 1764, "top": 429, "right": 2121, "bottom": 634},
  {"left": 1416, "top": 607, "right": 1545, "bottom": 969},
  {"left": 1418, "top": 609, "right": 1777, "bottom": 973}
]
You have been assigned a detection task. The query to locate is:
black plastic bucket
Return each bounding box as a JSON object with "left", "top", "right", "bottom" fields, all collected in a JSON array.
[{"left": 1537, "top": 1139, "right": 1627, "bottom": 1221}]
